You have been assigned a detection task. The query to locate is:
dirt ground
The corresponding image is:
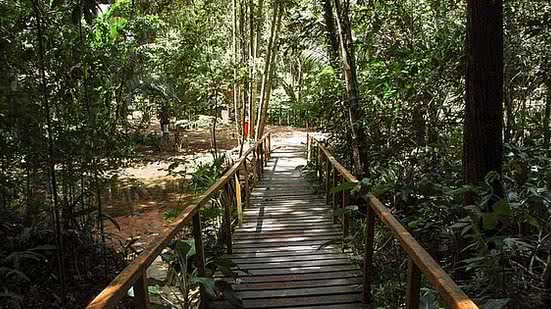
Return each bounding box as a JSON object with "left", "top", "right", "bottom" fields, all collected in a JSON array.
[{"left": 104, "top": 125, "right": 309, "bottom": 252}]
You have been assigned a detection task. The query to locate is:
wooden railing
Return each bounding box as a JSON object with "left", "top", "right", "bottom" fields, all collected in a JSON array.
[
  {"left": 307, "top": 135, "right": 479, "bottom": 309},
  {"left": 87, "top": 132, "right": 272, "bottom": 309}
]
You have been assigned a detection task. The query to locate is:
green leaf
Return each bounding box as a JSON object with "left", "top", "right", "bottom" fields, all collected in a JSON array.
[
  {"left": 525, "top": 215, "right": 541, "bottom": 229},
  {"left": 482, "top": 298, "right": 510, "bottom": 309},
  {"left": 175, "top": 239, "right": 196, "bottom": 260},
  {"left": 493, "top": 199, "right": 511, "bottom": 217},
  {"left": 213, "top": 257, "right": 237, "bottom": 269},
  {"left": 482, "top": 212, "right": 498, "bottom": 230},
  {"left": 147, "top": 285, "right": 161, "bottom": 295},
  {"left": 192, "top": 277, "right": 217, "bottom": 299},
  {"left": 330, "top": 181, "right": 357, "bottom": 193},
  {"left": 215, "top": 280, "right": 244, "bottom": 308}
]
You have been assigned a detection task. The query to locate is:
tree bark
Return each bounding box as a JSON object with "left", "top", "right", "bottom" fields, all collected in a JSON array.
[
  {"left": 333, "top": 0, "right": 369, "bottom": 177},
  {"left": 248, "top": 0, "right": 256, "bottom": 139},
  {"left": 256, "top": 3, "right": 282, "bottom": 138},
  {"left": 543, "top": 81, "right": 551, "bottom": 150},
  {"left": 322, "top": 0, "right": 340, "bottom": 68},
  {"left": 233, "top": 0, "right": 241, "bottom": 141},
  {"left": 463, "top": 0, "right": 504, "bottom": 207}
]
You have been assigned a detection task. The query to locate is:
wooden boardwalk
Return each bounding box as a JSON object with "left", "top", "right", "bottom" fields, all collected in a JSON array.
[{"left": 211, "top": 144, "right": 367, "bottom": 309}]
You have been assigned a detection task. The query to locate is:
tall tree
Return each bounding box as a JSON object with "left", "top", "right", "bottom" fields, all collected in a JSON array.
[
  {"left": 463, "top": 0, "right": 504, "bottom": 206},
  {"left": 322, "top": 0, "right": 340, "bottom": 69},
  {"left": 332, "top": 0, "right": 369, "bottom": 177},
  {"left": 256, "top": 2, "right": 283, "bottom": 139}
]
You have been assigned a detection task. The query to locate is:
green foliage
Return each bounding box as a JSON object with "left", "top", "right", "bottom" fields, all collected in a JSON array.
[
  {"left": 190, "top": 155, "right": 226, "bottom": 192},
  {"left": 161, "top": 239, "right": 244, "bottom": 308}
]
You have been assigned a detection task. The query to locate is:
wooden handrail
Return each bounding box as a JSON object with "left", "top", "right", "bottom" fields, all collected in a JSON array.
[
  {"left": 309, "top": 136, "right": 478, "bottom": 309},
  {"left": 87, "top": 132, "right": 272, "bottom": 309}
]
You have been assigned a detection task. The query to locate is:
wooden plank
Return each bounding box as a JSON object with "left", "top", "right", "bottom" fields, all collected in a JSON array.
[
  {"left": 229, "top": 265, "right": 360, "bottom": 277},
  {"left": 232, "top": 239, "right": 341, "bottom": 249},
  {"left": 233, "top": 234, "right": 340, "bottom": 244},
  {"left": 235, "top": 258, "right": 354, "bottom": 270},
  {"left": 210, "top": 293, "right": 363, "bottom": 309},
  {"left": 232, "top": 244, "right": 341, "bottom": 254},
  {"left": 229, "top": 253, "right": 350, "bottom": 264},
  {"left": 217, "top": 270, "right": 363, "bottom": 284},
  {"left": 231, "top": 277, "right": 363, "bottom": 291},
  {"left": 235, "top": 285, "right": 362, "bottom": 299},
  {"left": 233, "top": 228, "right": 341, "bottom": 238},
  {"left": 225, "top": 249, "right": 342, "bottom": 259}
]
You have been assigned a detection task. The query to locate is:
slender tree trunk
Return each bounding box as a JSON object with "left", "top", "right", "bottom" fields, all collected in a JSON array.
[
  {"left": 258, "top": 45, "right": 281, "bottom": 136},
  {"left": 322, "top": 0, "right": 340, "bottom": 68},
  {"left": 543, "top": 81, "right": 551, "bottom": 150},
  {"left": 256, "top": 3, "right": 282, "bottom": 138},
  {"left": 233, "top": 0, "right": 241, "bottom": 141},
  {"left": 333, "top": 0, "right": 369, "bottom": 177},
  {"left": 248, "top": 0, "right": 256, "bottom": 139},
  {"left": 463, "top": 0, "right": 504, "bottom": 207},
  {"left": 31, "top": 0, "right": 66, "bottom": 300}
]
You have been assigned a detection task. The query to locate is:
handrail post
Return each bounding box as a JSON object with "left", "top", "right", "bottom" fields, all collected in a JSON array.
[
  {"left": 342, "top": 190, "right": 350, "bottom": 238},
  {"left": 234, "top": 173, "right": 243, "bottom": 225},
  {"left": 325, "top": 161, "right": 331, "bottom": 204},
  {"left": 244, "top": 162, "right": 250, "bottom": 209},
  {"left": 332, "top": 171, "right": 338, "bottom": 223},
  {"left": 307, "top": 135, "right": 311, "bottom": 161},
  {"left": 317, "top": 146, "right": 322, "bottom": 185},
  {"left": 222, "top": 183, "right": 233, "bottom": 254},
  {"left": 268, "top": 133, "right": 272, "bottom": 159},
  {"left": 406, "top": 259, "right": 421, "bottom": 309},
  {"left": 133, "top": 269, "right": 149, "bottom": 309},
  {"left": 253, "top": 148, "right": 259, "bottom": 182},
  {"left": 363, "top": 204, "right": 375, "bottom": 304},
  {"left": 264, "top": 140, "right": 270, "bottom": 167},
  {"left": 192, "top": 212, "right": 208, "bottom": 309}
]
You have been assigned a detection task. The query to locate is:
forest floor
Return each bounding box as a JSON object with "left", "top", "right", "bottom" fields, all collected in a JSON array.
[{"left": 103, "top": 125, "right": 308, "bottom": 253}]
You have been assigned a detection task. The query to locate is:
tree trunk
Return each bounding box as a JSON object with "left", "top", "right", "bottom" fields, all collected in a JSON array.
[
  {"left": 463, "top": 0, "right": 504, "bottom": 207},
  {"left": 322, "top": 0, "right": 340, "bottom": 68},
  {"left": 248, "top": 0, "right": 256, "bottom": 139},
  {"left": 333, "top": 0, "right": 369, "bottom": 177},
  {"left": 256, "top": 3, "right": 283, "bottom": 138},
  {"left": 233, "top": 0, "right": 241, "bottom": 141},
  {"left": 543, "top": 81, "right": 551, "bottom": 150}
]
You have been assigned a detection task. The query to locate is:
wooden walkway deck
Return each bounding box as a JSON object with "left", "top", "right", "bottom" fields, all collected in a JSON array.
[{"left": 211, "top": 144, "right": 367, "bottom": 309}]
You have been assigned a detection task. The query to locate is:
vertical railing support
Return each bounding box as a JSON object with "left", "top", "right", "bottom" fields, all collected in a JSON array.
[
  {"left": 332, "top": 171, "right": 338, "bottom": 223},
  {"left": 243, "top": 162, "right": 250, "bottom": 209},
  {"left": 325, "top": 161, "right": 331, "bottom": 204},
  {"left": 133, "top": 269, "right": 149, "bottom": 309},
  {"left": 307, "top": 134, "right": 311, "bottom": 161},
  {"left": 318, "top": 146, "right": 322, "bottom": 184},
  {"left": 342, "top": 190, "right": 350, "bottom": 238},
  {"left": 267, "top": 133, "right": 271, "bottom": 159},
  {"left": 264, "top": 140, "right": 268, "bottom": 167},
  {"left": 222, "top": 184, "right": 233, "bottom": 254},
  {"left": 363, "top": 204, "right": 375, "bottom": 304},
  {"left": 192, "top": 212, "right": 208, "bottom": 309},
  {"left": 406, "top": 259, "right": 421, "bottom": 309},
  {"left": 234, "top": 173, "right": 243, "bottom": 225}
]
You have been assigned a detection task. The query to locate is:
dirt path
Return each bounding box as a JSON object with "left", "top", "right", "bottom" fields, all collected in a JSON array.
[{"left": 104, "top": 126, "right": 309, "bottom": 253}]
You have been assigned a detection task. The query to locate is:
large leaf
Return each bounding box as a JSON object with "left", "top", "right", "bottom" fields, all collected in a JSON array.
[
  {"left": 215, "top": 280, "right": 243, "bottom": 308},
  {"left": 192, "top": 276, "right": 217, "bottom": 299},
  {"left": 330, "top": 181, "right": 357, "bottom": 193},
  {"left": 175, "top": 239, "right": 196, "bottom": 261},
  {"left": 482, "top": 298, "right": 510, "bottom": 309}
]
